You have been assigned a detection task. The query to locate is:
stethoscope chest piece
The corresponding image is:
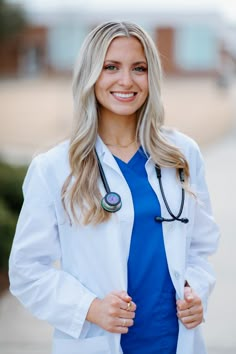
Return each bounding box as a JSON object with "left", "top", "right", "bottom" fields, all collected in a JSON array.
[
  {"left": 95, "top": 149, "right": 122, "bottom": 213},
  {"left": 101, "top": 192, "right": 122, "bottom": 213}
]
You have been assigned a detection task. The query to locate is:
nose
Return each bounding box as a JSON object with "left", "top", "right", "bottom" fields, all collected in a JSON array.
[{"left": 118, "top": 69, "right": 133, "bottom": 87}]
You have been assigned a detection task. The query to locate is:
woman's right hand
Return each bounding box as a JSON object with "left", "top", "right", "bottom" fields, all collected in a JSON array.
[{"left": 86, "top": 290, "right": 136, "bottom": 334}]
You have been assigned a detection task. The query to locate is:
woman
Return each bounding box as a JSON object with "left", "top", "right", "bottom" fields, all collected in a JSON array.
[{"left": 9, "top": 21, "right": 219, "bottom": 354}]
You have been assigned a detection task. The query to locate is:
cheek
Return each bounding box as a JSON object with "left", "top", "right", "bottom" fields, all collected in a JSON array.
[
  {"left": 139, "top": 76, "right": 149, "bottom": 95},
  {"left": 95, "top": 77, "right": 109, "bottom": 100},
  {"left": 144, "top": 83, "right": 149, "bottom": 96},
  {"left": 95, "top": 90, "right": 103, "bottom": 107},
  {"left": 141, "top": 80, "right": 149, "bottom": 100},
  {"left": 94, "top": 84, "right": 99, "bottom": 102},
  {"left": 94, "top": 82, "right": 105, "bottom": 105}
]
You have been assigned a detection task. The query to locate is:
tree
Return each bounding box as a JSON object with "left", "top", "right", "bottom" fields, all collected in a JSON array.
[{"left": 0, "top": 0, "right": 27, "bottom": 41}]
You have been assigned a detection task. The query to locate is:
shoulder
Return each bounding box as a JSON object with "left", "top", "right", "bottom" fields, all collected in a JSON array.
[
  {"left": 32, "top": 140, "right": 69, "bottom": 171},
  {"left": 161, "top": 127, "right": 202, "bottom": 159},
  {"left": 24, "top": 140, "right": 70, "bottom": 191},
  {"left": 160, "top": 127, "right": 205, "bottom": 175},
  {"left": 161, "top": 127, "right": 199, "bottom": 151},
  {"left": 34, "top": 140, "right": 69, "bottom": 166}
]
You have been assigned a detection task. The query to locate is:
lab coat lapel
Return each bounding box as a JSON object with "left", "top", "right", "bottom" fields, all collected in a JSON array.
[
  {"left": 95, "top": 137, "right": 134, "bottom": 291},
  {"left": 146, "top": 160, "right": 189, "bottom": 299}
]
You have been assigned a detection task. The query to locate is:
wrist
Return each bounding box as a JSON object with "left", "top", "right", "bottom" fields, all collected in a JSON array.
[{"left": 86, "top": 297, "right": 101, "bottom": 324}]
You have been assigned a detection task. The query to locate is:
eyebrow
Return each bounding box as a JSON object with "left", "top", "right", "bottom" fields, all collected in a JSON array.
[{"left": 104, "top": 60, "right": 147, "bottom": 65}]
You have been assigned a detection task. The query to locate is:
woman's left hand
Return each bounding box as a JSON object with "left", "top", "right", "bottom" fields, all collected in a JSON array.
[{"left": 176, "top": 286, "right": 203, "bottom": 329}]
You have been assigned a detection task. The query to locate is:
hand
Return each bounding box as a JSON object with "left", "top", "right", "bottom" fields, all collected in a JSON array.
[
  {"left": 176, "top": 286, "right": 203, "bottom": 329},
  {"left": 86, "top": 290, "right": 136, "bottom": 334}
]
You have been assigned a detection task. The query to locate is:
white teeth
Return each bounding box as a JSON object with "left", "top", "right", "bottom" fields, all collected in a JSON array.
[{"left": 113, "top": 92, "right": 135, "bottom": 98}]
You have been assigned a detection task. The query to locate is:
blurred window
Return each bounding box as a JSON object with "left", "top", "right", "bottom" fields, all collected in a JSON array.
[
  {"left": 47, "top": 24, "right": 87, "bottom": 71},
  {"left": 175, "top": 25, "right": 218, "bottom": 71}
]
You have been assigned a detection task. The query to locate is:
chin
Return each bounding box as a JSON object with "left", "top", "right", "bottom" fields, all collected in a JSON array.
[{"left": 112, "top": 108, "right": 139, "bottom": 116}]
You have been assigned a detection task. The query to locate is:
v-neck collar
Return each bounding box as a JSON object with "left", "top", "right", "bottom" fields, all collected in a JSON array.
[{"left": 113, "top": 147, "right": 148, "bottom": 169}]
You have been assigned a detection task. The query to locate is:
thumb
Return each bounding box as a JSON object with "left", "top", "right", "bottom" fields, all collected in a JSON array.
[
  {"left": 114, "top": 290, "right": 132, "bottom": 303},
  {"left": 184, "top": 286, "right": 194, "bottom": 302}
]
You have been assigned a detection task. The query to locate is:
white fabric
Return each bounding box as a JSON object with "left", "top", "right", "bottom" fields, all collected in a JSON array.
[{"left": 9, "top": 129, "right": 220, "bottom": 354}]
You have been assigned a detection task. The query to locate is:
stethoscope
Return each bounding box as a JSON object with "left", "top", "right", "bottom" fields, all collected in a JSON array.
[{"left": 95, "top": 150, "right": 189, "bottom": 224}]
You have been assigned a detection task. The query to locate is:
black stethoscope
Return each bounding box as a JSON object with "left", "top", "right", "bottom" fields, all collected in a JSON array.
[{"left": 95, "top": 150, "right": 189, "bottom": 224}]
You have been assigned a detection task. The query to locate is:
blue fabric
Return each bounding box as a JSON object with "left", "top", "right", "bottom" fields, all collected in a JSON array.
[{"left": 114, "top": 148, "right": 178, "bottom": 354}]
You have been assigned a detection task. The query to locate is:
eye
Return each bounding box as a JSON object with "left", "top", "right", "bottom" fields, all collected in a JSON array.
[
  {"left": 104, "top": 65, "right": 118, "bottom": 71},
  {"left": 134, "top": 66, "right": 147, "bottom": 72}
]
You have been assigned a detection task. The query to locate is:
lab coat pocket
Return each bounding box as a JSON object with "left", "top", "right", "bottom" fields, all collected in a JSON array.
[{"left": 52, "top": 335, "right": 110, "bottom": 354}]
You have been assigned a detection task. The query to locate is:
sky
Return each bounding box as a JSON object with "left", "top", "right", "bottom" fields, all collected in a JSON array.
[{"left": 7, "top": 0, "right": 236, "bottom": 23}]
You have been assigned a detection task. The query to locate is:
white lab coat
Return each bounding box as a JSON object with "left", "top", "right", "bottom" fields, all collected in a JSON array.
[{"left": 9, "top": 129, "right": 219, "bottom": 354}]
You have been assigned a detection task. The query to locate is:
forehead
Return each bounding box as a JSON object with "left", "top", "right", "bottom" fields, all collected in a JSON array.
[{"left": 105, "top": 36, "right": 146, "bottom": 60}]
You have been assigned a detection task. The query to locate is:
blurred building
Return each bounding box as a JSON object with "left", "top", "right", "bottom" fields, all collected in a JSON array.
[
  {"left": 0, "top": 25, "right": 47, "bottom": 76},
  {"left": 0, "top": 5, "right": 235, "bottom": 164},
  {"left": 0, "top": 6, "right": 234, "bottom": 78}
]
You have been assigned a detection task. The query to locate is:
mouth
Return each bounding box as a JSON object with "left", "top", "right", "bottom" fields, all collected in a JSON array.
[{"left": 111, "top": 92, "right": 137, "bottom": 100}]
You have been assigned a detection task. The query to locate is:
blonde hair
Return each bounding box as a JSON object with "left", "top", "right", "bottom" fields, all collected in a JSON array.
[{"left": 62, "top": 21, "right": 189, "bottom": 224}]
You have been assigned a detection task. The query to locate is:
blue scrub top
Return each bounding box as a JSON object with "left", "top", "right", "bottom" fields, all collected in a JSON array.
[{"left": 114, "top": 148, "right": 179, "bottom": 354}]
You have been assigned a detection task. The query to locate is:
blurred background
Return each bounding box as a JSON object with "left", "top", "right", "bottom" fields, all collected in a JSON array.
[{"left": 0, "top": 0, "right": 235, "bottom": 353}]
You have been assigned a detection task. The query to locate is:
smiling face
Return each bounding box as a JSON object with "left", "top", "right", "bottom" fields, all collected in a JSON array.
[{"left": 95, "top": 36, "right": 149, "bottom": 121}]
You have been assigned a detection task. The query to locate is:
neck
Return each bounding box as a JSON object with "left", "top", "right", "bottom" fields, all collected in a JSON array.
[{"left": 98, "top": 113, "right": 137, "bottom": 147}]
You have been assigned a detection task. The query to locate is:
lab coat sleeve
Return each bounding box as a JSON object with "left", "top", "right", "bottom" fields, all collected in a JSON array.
[
  {"left": 184, "top": 147, "right": 220, "bottom": 318},
  {"left": 8, "top": 155, "right": 97, "bottom": 338}
]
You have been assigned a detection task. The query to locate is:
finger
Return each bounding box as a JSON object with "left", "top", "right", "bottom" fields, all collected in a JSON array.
[
  {"left": 176, "top": 300, "right": 190, "bottom": 311},
  {"left": 180, "top": 314, "right": 196, "bottom": 323},
  {"left": 118, "top": 317, "right": 134, "bottom": 328},
  {"left": 126, "top": 301, "right": 132, "bottom": 311},
  {"left": 178, "top": 304, "right": 203, "bottom": 318},
  {"left": 111, "top": 291, "right": 135, "bottom": 311},
  {"left": 177, "top": 308, "right": 193, "bottom": 319},
  {"left": 119, "top": 308, "right": 136, "bottom": 319},
  {"left": 110, "top": 317, "right": 134, "bottom": 334},
  {"left": 177, "top": 296, "right": 201, "bottom": 311},
  {"left": 108, "top": 321, "right": 129, "bottom": 334},
  {"left": 116, "top": 326, "right": 129, "bottom": 334},
  {"left": 184, "top": 287, "right": 194, "bottom": 302},
  {"left": 183, "top": 320, "right": 203, "bottom": 330},
  {"left": 178, "top": 309, "right": 203, "bottom": 324},
  {"left": 179, "top": 305, "right": 197, "bottom": 316},
  {"left": 112, "top": 290, "right": 132, "bottom": 303},
  {"left": 179, "top": 315, "right": 203, "bottom": 329},
  {"left": 120, "top": 300, "right": 137, "bottom": 312},
  {"left": 108, "top": 294, "right": 131, "bottom": 314},
  {"left": 107, "top": 317, "right": 134, "bottom": 333}
]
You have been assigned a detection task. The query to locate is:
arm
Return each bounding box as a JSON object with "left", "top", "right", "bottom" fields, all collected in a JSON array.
[
  {"left": 9, "top": 155, "right": 96, "bottom": 338},
  {"left": 183, "top": 148, "right": 220, "bottom": 322}
]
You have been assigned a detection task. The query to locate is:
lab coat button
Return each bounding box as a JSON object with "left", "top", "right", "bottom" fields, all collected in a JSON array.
[{"left": 174, "top": 271, "right": 180, "bottom": 279}]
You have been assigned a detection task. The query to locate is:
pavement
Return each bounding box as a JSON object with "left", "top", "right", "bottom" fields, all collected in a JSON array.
[{"left": 0, "top": 78, "right": 236, "bottom": 353}]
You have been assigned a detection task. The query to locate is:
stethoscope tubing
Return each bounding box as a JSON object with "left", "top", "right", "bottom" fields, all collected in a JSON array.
[
  {"left": 155, "top": 166, "right": 187, "bottom": 222},
  {"left": 95, "top": 149, "right": 188, "bottom": 223}
]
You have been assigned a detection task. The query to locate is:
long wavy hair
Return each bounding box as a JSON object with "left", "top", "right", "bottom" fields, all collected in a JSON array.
[{"left": 62, "top": 21, "right": 190, "bottom": 225}]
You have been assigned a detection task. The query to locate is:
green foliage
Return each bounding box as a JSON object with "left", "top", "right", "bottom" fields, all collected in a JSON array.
[
  {"left": 0, "top": 0, "right": 27, "bottom": 41},
  {"left": 0, "top": 200, "right": 18, "bottom": 269},
  {"left": 0, "top": 160, "right": 27, "bottom": 271},
  {"left": 0, "top": 161, "right": 26, "bottom": 213}
]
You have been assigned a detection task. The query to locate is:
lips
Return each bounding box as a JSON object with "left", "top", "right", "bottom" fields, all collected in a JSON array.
[
  {"left": 111, "top": 92, "right": 137, "bottom": 102},
  {"left": 112, "top": 92, "right": 135, "bottom": 98}
]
